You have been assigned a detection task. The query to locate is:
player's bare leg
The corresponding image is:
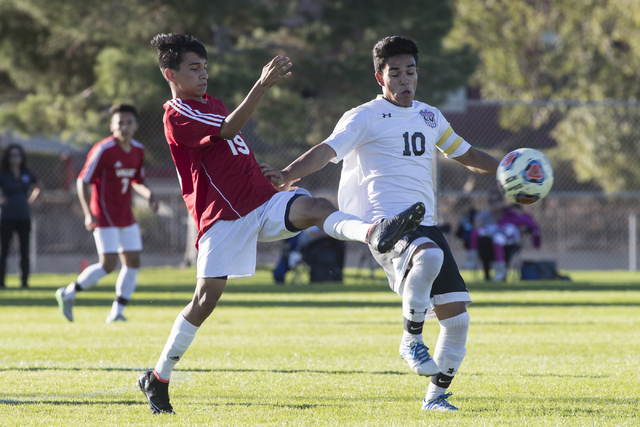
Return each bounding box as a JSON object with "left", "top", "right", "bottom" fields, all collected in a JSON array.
[{"left": 139, "top": 277, "right": 226, "bottom": 414}]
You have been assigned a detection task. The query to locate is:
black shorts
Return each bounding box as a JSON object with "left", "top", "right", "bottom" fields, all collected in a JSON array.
[{"left": 370, "top": 225, "right": 469, "bottom": 299}]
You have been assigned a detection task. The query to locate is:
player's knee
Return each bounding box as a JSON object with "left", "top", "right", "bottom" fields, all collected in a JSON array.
[
  {"left": 308, "top": 197, "right": 337, "bottom": 219},
  {"left": 100, "top": 255, "right": 118, "bottom": 273},
  {"left": 413, "top": 247, "right": 444, "bottom": 272}
]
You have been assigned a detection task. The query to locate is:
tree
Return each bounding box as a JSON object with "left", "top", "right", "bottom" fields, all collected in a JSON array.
[
  {"left": 447, "top": 0, "right": 640, "bottom": 191},
  {"left": 0, "top": 0, "right": 475, "bottom": 166}
]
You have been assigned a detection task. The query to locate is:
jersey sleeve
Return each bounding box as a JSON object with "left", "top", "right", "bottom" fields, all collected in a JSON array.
[
  {"left": 165, "top": 99, "right": 226, "bottom": 148},
  {"left": 79, "top": 144, "right": 105, "bottom": 183},
  {"left": 324, "top": 108, "right": 369, "bottom": 163},
  {"left": 434, "top": 110, "right": 471, "bottom": 159}
]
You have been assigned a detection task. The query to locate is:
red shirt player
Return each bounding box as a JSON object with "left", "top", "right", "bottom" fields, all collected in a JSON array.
[
  {"left": 138, "top": 33, "right": 423, "bottom": 415},
  {"left": 55, "top": 104, "right": 158, "bottom": 325},
  {"left": 163, "top": 94, "right": 277, "bottom": 246},
  {"left": 79, "top": 135, "right": 145, "bottom": 228}
]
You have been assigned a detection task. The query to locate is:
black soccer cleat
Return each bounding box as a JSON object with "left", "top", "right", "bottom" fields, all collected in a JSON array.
[
  {"left": 138, "top": 370, "right": 176, "bottom": 414},
  {"left": 366, "top": 202, "right": 425, "bottom": 253}
]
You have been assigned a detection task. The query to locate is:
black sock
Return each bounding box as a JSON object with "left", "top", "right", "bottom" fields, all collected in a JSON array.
[
  {"left": 431, "top": 372, "right": 454, "bottom": 389},
  {"left": 404, "top": 318, "right": 424, "bottom": 335}
]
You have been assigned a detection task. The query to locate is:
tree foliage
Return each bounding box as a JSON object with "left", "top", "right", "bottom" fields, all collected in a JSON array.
[
  {"left": 0, "top": 0, "right": 475, "bottom": 161},
  {"left": 447, "top": 0, "right": 640, "bottom": 191}
]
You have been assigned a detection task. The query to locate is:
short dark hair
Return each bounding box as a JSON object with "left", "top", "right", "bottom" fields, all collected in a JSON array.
[
  {"left": 150, "top": 33, "right": 207, "bottom": 81},
  {"left": 109, "top": 104, "right": 137, "bottom": 118},
  {"left": 372, "top": 36, "right": 419, "bottom": 74},
  {"left": 1, "top": 144, "right": 27, "bottom": 173}
]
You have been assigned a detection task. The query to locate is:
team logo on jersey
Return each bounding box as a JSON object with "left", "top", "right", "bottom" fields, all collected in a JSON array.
[
  {"left": 114, "top": 161, "right": 123, "bottom": 168},
  {"left": 116, "top": 168, "right": 137, "bottom": 178},
  {"left": 419, "top": 110, "right": 436, "bottom": 128}
]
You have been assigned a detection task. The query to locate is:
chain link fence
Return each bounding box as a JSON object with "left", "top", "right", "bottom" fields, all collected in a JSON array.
[{"left": 2, "top": 100, "right": 638, "bottom": 274}]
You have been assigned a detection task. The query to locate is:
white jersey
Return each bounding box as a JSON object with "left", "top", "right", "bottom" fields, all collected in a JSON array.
[{"left": 325, "top": 95, "right": 471, "bottom": 225}]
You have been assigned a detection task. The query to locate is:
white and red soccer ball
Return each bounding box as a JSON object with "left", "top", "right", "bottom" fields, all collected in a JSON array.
[{"left": 496, "top": 148, "right": 554, "bottom": 205}]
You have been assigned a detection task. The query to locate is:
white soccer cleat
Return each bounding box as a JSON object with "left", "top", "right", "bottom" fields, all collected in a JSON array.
[
  {"left": 399, "top": 340, "right": 440, "bottom": 376},
  {"left": 55, "top": 287, "right": 75, "bottom": 322},
  {"left": 105, "top": 313, "right": 127, "bottom": 323},
  {"left": 422, "top": 392, "right": 458, "bottom": 411}
]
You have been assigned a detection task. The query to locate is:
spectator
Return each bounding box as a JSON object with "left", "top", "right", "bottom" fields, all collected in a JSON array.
[
  {"left": 461, "top": 194, "right": 540, "bottom": 281},
  {"left": 273, "top": 226, "right": 345, "bottom": 284},
  {"left": 0, "top": 144, "right": 40, "bottom": 288}
]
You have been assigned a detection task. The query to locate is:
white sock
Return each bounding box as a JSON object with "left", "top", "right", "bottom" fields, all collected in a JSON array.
[
  {"left": 154, "top": 314, "right": 200, "bottom": 381},
  {"left": 426, "top": 382, "right": 448, "bottom": 401},
  {"left": 109, "top": 300, "right": 125, "bottom": 317},
  {"left": 402, "top": 329, "right": 423, "bottom": 346},
  {"left": 425, "top": 311, "right": 470, "bottom": 401},
  {"left": 65, "top": 264, "right": 108, "bottom": 297},
  {"left": 322, "top": 211, "right": 371, "bottom": 242},
  {"left": 402, "top": 248, "right": 444, "bottom": 321},
  {"left": 116, "top": 266, "right": 139, "bottom": 300}
]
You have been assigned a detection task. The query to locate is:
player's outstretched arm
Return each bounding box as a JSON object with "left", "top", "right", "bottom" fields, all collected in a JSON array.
[
  {"left": 218, "top": 55, "right": 292, "bottom": 140},
  {"left": 260, "top": 143, "right": 337, "bottom": 187},
  {"left": 454, "top": 147, "right": 499, "bottom": 175}
]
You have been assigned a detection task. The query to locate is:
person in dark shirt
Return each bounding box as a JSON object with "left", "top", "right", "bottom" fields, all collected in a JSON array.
[{"left": 0, "top": 144, "right": 40, "bottom": 288}]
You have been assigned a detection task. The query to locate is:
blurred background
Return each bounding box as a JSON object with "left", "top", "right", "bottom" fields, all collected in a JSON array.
[{"left": 1, "top": 0, "right": 639, "bottom": 273}]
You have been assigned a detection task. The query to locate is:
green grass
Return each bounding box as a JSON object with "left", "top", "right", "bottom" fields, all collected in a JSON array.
[{"left": 1, "top": 267, "right": 639, "bottom": 426}]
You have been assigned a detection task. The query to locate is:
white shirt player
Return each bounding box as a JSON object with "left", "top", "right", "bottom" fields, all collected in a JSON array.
[{"left": 324, "top": 95, "right": 471, "bottom": 226}]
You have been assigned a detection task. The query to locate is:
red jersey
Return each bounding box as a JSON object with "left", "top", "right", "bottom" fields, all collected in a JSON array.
[
  {"left": 163, "top": 94, "right": 278, "bottom": 245},
  {"left": 79, "top": 136, "right": 145, "bottom": 228}
]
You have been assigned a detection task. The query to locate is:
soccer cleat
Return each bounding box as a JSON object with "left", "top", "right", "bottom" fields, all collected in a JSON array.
[
  {"left": 105, "top": 313, "right": 127, "bottom": 323},
  {"left": 400, "top": 340, "right": 440, "bottom": 377},
  {"left": 55, "top": 287, "right": 75, "bottom": 322},
  {"left": 422, "top": 392, "right": 458, "bottom": 411},
  {"left": 367, "top": 202, "right": 425, "bottom": 253},
  {"left": 138, "top": 370, "right": 175, "bottom": 414}
]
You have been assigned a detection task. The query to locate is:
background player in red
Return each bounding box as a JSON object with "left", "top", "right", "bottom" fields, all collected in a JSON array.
[
  {"left": 55, "top": 104, "right": 158, "bottom": 323},
  {"left": 137, "top": 33, "right": 424, "bottom": 414}
]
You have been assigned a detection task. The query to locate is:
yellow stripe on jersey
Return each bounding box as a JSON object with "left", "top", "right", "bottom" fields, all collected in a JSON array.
[
  {"left": 436, "top": 126, "right": 453, "bottom": 147},
  {"left": 443, "top": 136, "right": 464, "bottom": 156}
]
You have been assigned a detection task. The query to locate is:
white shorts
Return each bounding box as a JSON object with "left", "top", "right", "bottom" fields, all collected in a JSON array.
[
  {"left": 93, "top": 223, "right": 143, "bottom": 254},
  {"left": 197, "top": 189, "right": 310, "bottom": 279}
]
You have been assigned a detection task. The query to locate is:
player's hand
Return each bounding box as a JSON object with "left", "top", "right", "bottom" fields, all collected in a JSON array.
[
  {"left": 84, "top": 214, "right": 95, "bottom": 232},
  {"left": 259, "top": 163, "right": 299, "bottom": 192},
  {"left": 148, "top": 194, "right": 159, "bottom": 214},
  {"left": 260, "top": 163, "right": 286, "bottom": 186},
  {"left": 274, "top": 178, "right": 300, "bottom": 192},
  {"left": 258, "top": 56, "right": 292, "bottom": 89}
]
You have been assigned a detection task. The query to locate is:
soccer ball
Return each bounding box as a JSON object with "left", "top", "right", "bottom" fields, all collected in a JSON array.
[{"left": 496, "top": 148, "right": 554, "bottom": 205}]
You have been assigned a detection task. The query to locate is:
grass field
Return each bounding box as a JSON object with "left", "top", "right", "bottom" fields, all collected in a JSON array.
[{"left": 1, "top": 267, "right": 639, "bottom": 426}]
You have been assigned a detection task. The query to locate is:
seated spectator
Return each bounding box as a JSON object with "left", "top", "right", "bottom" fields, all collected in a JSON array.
[
  {"left": 273, "top": 226, "right": 345, "bottom": 283},
  {"left": 460, "top": 194, "right": 540, "bottom": 281}
]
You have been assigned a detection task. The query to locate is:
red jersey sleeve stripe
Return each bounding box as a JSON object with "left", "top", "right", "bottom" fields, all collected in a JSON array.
[
  {"left": 81, "top": 139, "right": 115, "bottom": 183},
  {"left": 168, "top": 99, "right": 225, "bottom": 127}
]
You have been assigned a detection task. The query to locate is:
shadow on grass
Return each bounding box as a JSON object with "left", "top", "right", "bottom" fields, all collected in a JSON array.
[
  {"left": 1, "top": 296, "right": 639, "bottom": 308},
  {"left": 0, "top": 366, "right": 409, "bottom": 379},
  {"left": 2, "top": 279, "right": 639, "bottom": 308},
  {"left": 0, "top": 398, "right": 141, "bottom": 406}
]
